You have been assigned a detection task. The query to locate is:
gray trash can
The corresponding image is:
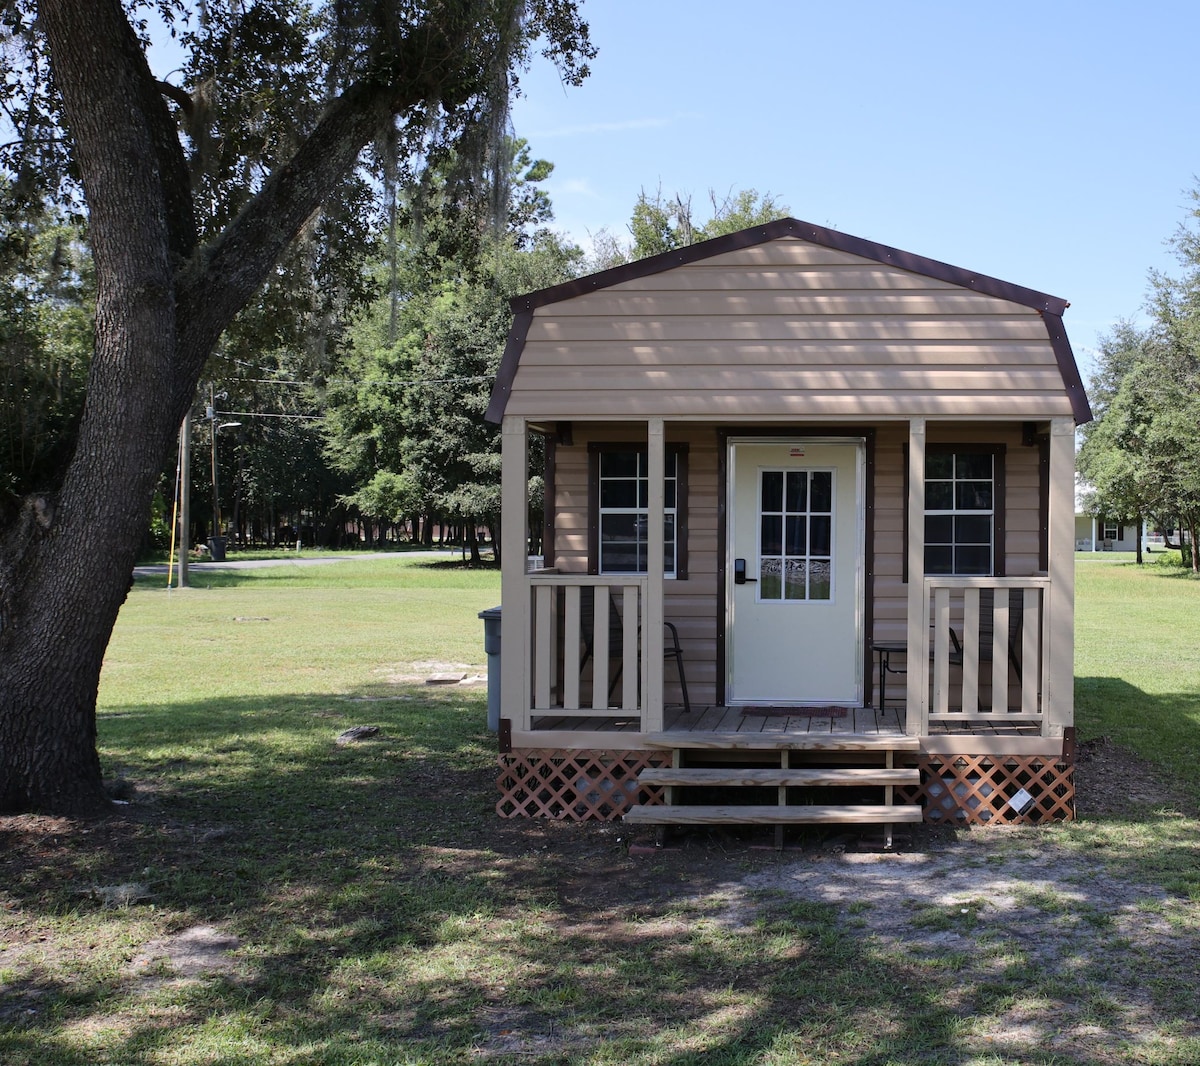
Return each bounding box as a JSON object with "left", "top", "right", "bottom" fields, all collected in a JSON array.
[
  {"left": 208, "top": 536, "right": 227, "bottom": 561},
  {"left": 478, "top": 606, "right": 502, "bottom": 732}
]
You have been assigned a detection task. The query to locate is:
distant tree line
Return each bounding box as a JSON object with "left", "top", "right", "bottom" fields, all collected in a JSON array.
[{"left": 1078, "top": 184, "right": 1200, "bottom": 572}]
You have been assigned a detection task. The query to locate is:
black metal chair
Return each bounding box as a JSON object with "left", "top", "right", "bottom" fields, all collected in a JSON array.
[
  {"left": 579, "top": 586, "right": 691, "bottom": 713},
  {"left": 947, "top": 588, "right": 1024, "bottom": 681},
  {"left": 873, "top": 590, "right": 1028, "bottom": 708}
]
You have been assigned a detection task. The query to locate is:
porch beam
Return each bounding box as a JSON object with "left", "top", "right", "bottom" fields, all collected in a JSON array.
[
  {"left": 500, "top": 417, "right": 531, "bottom": 730},
  {"left": 905, "top": 418, "right": 927, "bottom": 735},
  {"left": 1045, "top": 416, "right": 1075, "bottom": 737},
  {"left": 921, "top": 734, "right": 1070, "bottom": 758},
  {"left": 645, "top": 418, "right": 666, "bottom": 731}
]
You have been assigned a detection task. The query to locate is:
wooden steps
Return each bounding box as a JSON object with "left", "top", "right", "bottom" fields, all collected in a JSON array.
[
  {"left": 641, "top": 731, "right": 919, "bottom": 752},
  {"left": 624, "top": 803, "right": 924, "bottom": 826},
  {"left": 626, "top": 738, "right": 923, "bottom": 844},
  {"left": 639, "top": 766, "right": 920, "bottom": 789}
]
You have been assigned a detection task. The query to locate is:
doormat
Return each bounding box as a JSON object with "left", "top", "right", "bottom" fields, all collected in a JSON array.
[{"left": 739, "top": 706, "right": 850, "bottom": 718}]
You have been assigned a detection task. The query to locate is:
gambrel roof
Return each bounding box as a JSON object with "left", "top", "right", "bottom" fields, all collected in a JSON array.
[{"left": 487, "top": 217, "right": 1091, "bottom": 425}]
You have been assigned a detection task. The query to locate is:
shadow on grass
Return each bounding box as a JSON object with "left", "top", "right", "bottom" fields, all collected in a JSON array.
[
  {"left": 132, "top": 557, "right": 498, "bottom": 591},
  {"left": 2, "top": 688, "right": 1198, "bottom": 1064},
  {"left": 1077, "top": 675, "right": 1200, "bottom": 806}
]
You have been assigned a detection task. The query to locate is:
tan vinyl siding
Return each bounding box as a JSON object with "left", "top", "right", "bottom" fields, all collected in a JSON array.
[
  {"left": 504, "top": 237, "right": 1075, "bottom": 422},
  {"left": 871, "top": 424, "right": 909, "bottom": 647}
]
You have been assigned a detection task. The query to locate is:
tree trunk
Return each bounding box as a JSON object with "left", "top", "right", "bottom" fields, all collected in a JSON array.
[{"left": 0, "top": 1, "right": 185, "bottom": 813}]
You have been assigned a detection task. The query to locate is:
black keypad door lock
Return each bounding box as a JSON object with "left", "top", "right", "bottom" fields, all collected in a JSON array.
[{"left": 734, "top": 558, "right": 756, "bottom": 584}]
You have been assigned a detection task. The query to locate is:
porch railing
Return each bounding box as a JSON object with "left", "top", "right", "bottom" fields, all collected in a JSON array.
[
  {"left": 921, "top": 576, "right": 1049, "bottom": 729},
  {"left": 528, "top": 573, "right": 648, "bottom": 719}
]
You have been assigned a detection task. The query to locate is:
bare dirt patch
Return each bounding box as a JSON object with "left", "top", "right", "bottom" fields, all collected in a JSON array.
[
  {"left": 1073, "top": 733, "right": 1194, "bottom": 815},
  {"left": 129, "top": 925, "right": 241, "bottom": 985}
]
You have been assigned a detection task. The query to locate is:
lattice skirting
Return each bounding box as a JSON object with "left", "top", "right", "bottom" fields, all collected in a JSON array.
[
  {"left": 497, "top": 749, "right": 670, "bottom": 820},
  {"left": 896, "top": 754, "right": 1075, "bottom": 825}
]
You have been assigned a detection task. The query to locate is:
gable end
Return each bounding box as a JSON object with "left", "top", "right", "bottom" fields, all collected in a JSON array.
[{"left": 487, "top": 218, "right": 1092, "bottom": 425}]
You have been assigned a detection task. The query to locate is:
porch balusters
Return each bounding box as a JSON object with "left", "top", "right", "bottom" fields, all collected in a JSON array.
[
  {"left": 528, "top": 575, "right": 648, "bottom": 719},
  {"left": 925, "top": 577, "right": 1049, "bottom": 724}
]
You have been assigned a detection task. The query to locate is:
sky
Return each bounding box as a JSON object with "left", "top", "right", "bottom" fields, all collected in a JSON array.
[{"left": 507, "top": 0, "right": 1200, "bottom": 376}]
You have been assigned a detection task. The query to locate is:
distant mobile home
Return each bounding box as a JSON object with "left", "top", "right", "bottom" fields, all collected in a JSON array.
[{"left": 487, "top": 218, "right": 1090, "bottom": 831}]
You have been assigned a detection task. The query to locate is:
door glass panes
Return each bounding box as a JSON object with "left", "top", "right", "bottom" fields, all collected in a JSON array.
[{"left": 759, "top": 469, "right": 833, "bottom": 601}]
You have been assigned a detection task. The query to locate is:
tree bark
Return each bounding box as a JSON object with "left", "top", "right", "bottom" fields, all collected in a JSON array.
[{"left": 1, "top": 0, "right": 182, "bottom": 814}]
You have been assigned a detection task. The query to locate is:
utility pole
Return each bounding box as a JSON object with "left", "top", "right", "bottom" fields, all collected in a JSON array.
[
  {"left": 208, "top": 384, "right": 220, "bottom": 545},
  {"left": 177, "top": 411, "right": 190, "bottom": 588},
  {"left": 208, "top": 383, "right": 220, "bottom": 542},
  {"left": 206, "top": 383, "right": 241, "bottom": 560}
]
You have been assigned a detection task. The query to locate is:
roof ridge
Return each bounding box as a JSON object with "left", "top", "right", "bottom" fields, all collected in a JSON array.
[{"left": 509, "top": 217, "right": 1069, "bottom": 317}]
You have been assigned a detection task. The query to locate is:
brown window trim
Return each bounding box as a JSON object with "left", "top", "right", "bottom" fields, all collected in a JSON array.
[
  {"left": 903, "top": 443, "right": 1007, "bottom": 582},
  {"left": 587, "top": 442, "right": 689, "bottom": 579}
]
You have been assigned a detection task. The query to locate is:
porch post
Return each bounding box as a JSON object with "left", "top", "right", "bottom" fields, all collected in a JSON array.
[
  {"left": 905, "top": 418, "right": 927, "bottom": 736},
  {"left": 1045, "top": 416, "right": 1075, "bottom": 738},
  {"left": 500, "top": 416, "right": 530, "bottom": 731},
  {"left": 645, "top": 418, "right": 666, "bottom": 731}
]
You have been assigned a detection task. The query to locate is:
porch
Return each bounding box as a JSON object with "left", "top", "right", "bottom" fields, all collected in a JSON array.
[
  {"left": 504, "top": 568, "right": 1067, "bottom": 759},
  {"left": 527, "top": 704, "right": 1040, "bottom": 743},
  {"left": 497, "top": 697, "right": 1074, "bottom": 826},
  {"left": 499, "top": 416, "right": 1077, "bottom": 758}
]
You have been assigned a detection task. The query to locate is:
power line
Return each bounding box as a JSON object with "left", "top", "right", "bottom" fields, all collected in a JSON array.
[
  {"left": 226, "top": 375, "right": 494, "bottom": 387},
  {"left": 220, "top": 411, "right": 323, "bottom": 420}
]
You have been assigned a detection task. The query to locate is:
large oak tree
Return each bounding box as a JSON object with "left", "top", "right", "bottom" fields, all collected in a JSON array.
[{"left": 0, "top": 0, "right": 592, "bottom": 814}]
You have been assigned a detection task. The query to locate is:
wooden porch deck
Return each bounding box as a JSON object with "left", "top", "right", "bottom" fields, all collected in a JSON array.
[{"left": 527, "top": 705, "right": 1041, "bottom": 739}]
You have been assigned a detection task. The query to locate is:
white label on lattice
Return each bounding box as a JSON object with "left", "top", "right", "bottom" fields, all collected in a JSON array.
[{"left": 1008, "top": 787, "right": 1034, "bottom": 814}]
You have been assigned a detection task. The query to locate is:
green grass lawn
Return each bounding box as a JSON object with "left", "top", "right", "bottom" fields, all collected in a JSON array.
[
  {"left": 1074, "top": 551, "right": 1200, "bottom": 801},
  {"left": 1, "top": 553, "right": 1198, "bottom": 1065}
]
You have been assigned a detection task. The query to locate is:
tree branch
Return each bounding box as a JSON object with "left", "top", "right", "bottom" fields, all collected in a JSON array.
[
  {"left": 157, "top": 79, "right": 194, "bottom": 118},
  {"left": 170, "top": 7, "right": 480, "bottom": 410}
]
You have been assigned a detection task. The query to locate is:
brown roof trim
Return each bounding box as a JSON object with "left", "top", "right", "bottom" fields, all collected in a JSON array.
[
  {"left": 488, "top": 217, "right": 1091, "bottom": 425},
  {"left": 509, "top": 218, "right": 1070, "bottom": 316},
  {"left": 486, "top": 309, "right": 533, "bottom": 424},
  {"left": 1041, "top": 311, "right": 1093, "bottom": 425}
]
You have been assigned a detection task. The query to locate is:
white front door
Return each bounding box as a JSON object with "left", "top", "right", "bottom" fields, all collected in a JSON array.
[{"left": 727, "top": 439, "right": 864, "bottom": 705}]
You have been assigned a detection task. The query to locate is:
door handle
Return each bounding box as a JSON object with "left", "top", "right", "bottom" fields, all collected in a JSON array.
[{"left": 734, "top": 558, "right": 757, "bottom": 584}]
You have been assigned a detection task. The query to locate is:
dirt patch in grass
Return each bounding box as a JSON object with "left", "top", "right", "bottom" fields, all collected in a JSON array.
[
  {"left": 1074, "top": 732, "right": 1196, "bottom": 815},
  {"left": 129, "top": 925, "right": 241, "bottom": 984}
]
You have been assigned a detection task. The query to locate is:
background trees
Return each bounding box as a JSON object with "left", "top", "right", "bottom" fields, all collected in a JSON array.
[
  {"left": 0, "top": 202, "right": 93, "bottom": 526},
  {"left": 1078, "top": 189, "right": 1200, "bottom": 571},
  {"left": 591, "top": 187, "right": 789, "bottom": 266}
]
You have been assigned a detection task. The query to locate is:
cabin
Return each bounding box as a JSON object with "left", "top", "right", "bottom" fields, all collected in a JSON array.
[
  {"left": 1075, "top": 515, "right": 1140, "bottom": 553},
  {"left": 1074, "top": 485, "right": 1141, "bottom": 553},
  {"left": 487, "top": 218, "right": 1090, "bottom": 834}
]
